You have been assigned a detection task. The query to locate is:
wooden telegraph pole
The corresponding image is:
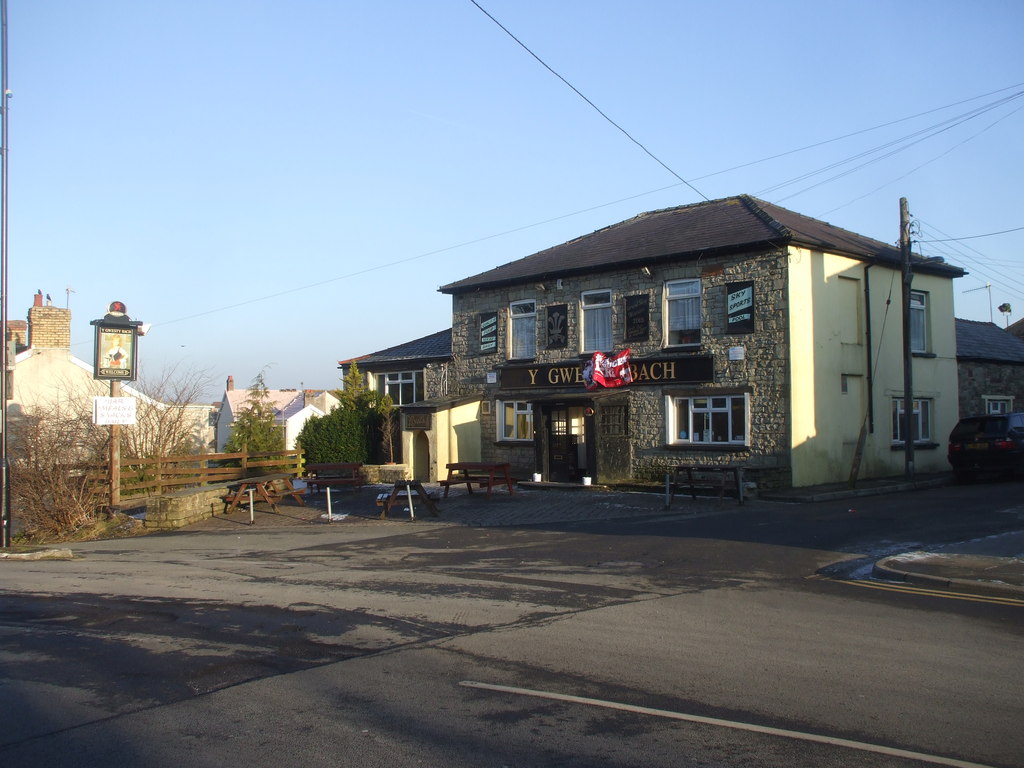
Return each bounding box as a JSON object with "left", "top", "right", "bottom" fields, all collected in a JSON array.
[
  {"left": 110, "top": 379, "right": 121, "bottom": 507},
  {"left": 900, "top": 197, "right": 914, "bottom": 479}
]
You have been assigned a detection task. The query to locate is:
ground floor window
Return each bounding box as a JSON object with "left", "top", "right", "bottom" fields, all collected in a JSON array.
[
  {"left": 499, "top": 400, "right": 534, "bottom": 441},
  {"left": 985, "top": 397, "right": 1012, "bottom": 415},
  {"left": 891, "top": 397, "right": 932, "bottom": 443},
  {"left": 668, "top": 394, "right": 748, "bottom": 445}
]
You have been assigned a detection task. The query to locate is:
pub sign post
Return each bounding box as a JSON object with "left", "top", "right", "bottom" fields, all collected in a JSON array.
[{"left": 90, "top": 302, "right": 144, "bottom": 507}]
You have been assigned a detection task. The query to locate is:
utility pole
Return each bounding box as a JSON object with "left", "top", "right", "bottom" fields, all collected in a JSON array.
[
  {"left": 1, "top": 0, "right": 10, "bottom": 547},
  {"left": 900, "top": 197, "right": 914, "bottom": 480}
]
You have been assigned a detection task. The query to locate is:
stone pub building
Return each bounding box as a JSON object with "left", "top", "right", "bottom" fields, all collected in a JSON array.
[{"left": 431, "top": 195, "right": 963, "bottom": 492}]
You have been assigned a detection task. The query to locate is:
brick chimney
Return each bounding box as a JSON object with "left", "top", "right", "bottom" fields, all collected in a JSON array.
[
  {"left": 226, "top": 375, "right": 234, "bottom": 392},
  {"left": 27, "top": 291, "right": 71, "bottom": 349}
]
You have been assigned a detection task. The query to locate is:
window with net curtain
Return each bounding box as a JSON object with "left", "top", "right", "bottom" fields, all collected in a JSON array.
[
  {"left": 510, "top": 300, "right": 536, "bottom": 359},
  {"left": 667, "top": 279, "right": 701, "bottom": 346},
  {"left": 582, "top": 290, "right": 612, "bottom": 352}
]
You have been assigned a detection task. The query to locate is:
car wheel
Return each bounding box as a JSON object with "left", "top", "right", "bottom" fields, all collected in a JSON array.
[{"left": 953, "top": 469, "right": 975, "bottom": 484}]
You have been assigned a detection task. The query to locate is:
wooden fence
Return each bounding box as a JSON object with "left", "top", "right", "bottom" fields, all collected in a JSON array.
[{"left": 84, "top": 449, "right": 303, "bottom": 502}]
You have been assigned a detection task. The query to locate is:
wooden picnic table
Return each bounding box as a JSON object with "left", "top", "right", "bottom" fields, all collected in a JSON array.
[
  {"left": 664, "top": 464, "right": 744, "bottom": 507},
  {"left": 440, "top": 462, "right": 515, "bottom": 498},
  {"left": 377, "top": 481, "right": 441, "bottom": 520},
  {"left": 303, "top": 462, "right": 366, "bottom": 493},
  {"left": 223, "top": 473, "right": 306, "bottom": 514}
]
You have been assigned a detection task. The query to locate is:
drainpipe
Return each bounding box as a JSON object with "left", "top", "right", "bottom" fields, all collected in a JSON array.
[{"left": 863, "top": 263, "right": 874, "bottom": 433}]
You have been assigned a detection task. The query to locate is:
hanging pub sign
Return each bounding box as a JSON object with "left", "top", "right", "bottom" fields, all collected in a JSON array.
[
  {"left": 479, "top": 311, "right": 497, "bottom": 354},
  {"left": 90, "top": 301, "right": 144, "bottom": 381},
  {"left": 624, "top": 294, "right": 649, "bottom": 342},
  {"left": 545, "top": 304, "right": 568, "bottom": 349},
  {"left": 727, "top": 281, "right": 755, "bottom": 334}
]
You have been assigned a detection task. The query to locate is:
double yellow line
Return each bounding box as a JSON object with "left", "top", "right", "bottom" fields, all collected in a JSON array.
[{"left": 816, "top": 575, "right": 1024, "bottom": 607}]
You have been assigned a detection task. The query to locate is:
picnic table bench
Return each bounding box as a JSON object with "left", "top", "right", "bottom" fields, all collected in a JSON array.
[
  {"left": 664, "top": 464, "right": 744, "bottom": 508},
  {"left": 223, "top": 473, "right": 306, "bottom": 514},
  {"left": 303, "top": 462, "right": 366, "bottom": 493},
  {"left": 376, "top": 481, "right": 441, "bottom": 520},
  {"left": 440, "top": 462, "right": 515, "bottom": 498}
]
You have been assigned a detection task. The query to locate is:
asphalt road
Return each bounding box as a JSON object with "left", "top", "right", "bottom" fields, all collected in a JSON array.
[{"left": 1, "top": 480, "right": 1022, "bottom": 767}]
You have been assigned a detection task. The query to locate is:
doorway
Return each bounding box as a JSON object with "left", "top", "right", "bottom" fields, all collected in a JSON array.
[{"left": 543, "top": 404, "right": 590, "bottom": 482}]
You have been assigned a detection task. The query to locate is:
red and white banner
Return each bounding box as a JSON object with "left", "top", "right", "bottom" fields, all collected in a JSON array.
[{"left": 582, "top": 348, "right": 633, "bottom": 390}]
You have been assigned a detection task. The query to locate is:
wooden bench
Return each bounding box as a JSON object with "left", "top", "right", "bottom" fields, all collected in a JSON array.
[
  {"left": 664, "top": 465, "right": 744, "bottom": 508},
  {"left": 303, "top": 463, "right": 366, "bottom": 493},
  {"left": 440, "top": 462, "right": 515, "bottom": 498}
]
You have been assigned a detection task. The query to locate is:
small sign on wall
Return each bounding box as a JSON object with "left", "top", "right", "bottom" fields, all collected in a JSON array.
[
  {"left": 546, "top": 304, "right": 568, "bottom": 349},
  {"left": 624, "top": 294, "right": 650, "bottom": 342},
  {"left": 479, "top": 311, "right": 498, "bottom": 354},
  {"left": 726, "top": 281, "right": 755, "bottom": 334}
]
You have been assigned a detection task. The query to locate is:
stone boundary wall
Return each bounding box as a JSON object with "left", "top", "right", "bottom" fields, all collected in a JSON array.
[{"left": 143, "top": 485, "right": 235, "bottom": 530}]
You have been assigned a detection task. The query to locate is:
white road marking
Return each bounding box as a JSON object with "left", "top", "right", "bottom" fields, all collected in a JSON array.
[{"left": 460, "top": 680, "right": 998, "bottom": 768}]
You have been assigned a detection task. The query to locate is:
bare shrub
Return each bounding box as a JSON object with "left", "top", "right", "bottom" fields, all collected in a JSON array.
[{"left": 6, "top": 404, "right": 106, "bottom": 539}]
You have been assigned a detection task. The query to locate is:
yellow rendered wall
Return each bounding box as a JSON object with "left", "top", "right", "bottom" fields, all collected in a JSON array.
[{"left": 787, "top": 247, "right": 959, "bottom": 486}]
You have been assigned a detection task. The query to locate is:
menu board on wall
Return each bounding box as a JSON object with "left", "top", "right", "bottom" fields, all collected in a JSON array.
[
  {"left": 727, "top": 281, "right": 755, "bottom": 334},
  {"left": 479, "top": 311, "right": 497, "bottom": 354},
  {"left": 624, "top": 294, "right": 649, "bottom": 342},
  {"left": 546, "top": 304, "right": 568, "bottom": 349}
]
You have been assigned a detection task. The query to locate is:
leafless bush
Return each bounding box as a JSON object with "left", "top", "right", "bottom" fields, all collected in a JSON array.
[
  {"left": 6, "top": 404, "right": 106, "bottom": 539},
  {"left": 124, "top": 363, "right": 215, "bottom": 458},
  {"left": 7, "top": 363, "right": 214, "bottom": 539}
]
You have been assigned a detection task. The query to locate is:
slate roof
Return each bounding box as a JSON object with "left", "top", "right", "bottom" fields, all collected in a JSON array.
[
  {"left": 338, "top": 329, "right": 452, "bottom": 369},
  {"left": 224, "top": 389, "right": 305, "bottom": 421},
  {"left": 439, "top": 195, "right": 964, "bottom": 294},
  {"left": 955, "top": 318, "right": 1024, "bottom": 364}
]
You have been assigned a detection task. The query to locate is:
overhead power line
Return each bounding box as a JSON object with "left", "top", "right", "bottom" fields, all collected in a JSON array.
[
  {"left": 917, "top": 225, "right": 1024, "bottom": 243},
  {"left": 467, "top": 0, "right": 709, "bottom": 201}
]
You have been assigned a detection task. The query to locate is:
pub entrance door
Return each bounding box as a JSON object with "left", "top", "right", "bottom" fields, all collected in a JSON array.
[{"left": 541, "top": 404, "right": 591, "bottom": 483}]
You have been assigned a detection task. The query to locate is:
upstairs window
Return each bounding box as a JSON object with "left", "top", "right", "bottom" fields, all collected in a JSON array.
[
  {"left": 581, "top": 290, "right": 612, "bottom": 352},
  {"left": 910, "top": 291, "right": 928, "bottom": 353},
  {"left": 510, "top": 300, "right": 536, "bottom": 360},
  {"left": 666, "top": 279, "right": 701, "bottom": 347},
  {"left": 376, "top": 371, "right": 424, "bottom": 405}
]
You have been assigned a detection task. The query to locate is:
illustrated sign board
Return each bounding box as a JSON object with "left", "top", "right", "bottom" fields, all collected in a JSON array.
[
  {"left": 93, "top": 396, "right": 137, "bottom": 425},
  {"left": 91, "top": 301, "right": 143, "bottom": 381}
]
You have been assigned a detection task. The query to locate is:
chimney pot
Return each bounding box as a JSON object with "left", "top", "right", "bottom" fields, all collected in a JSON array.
[{"left": 227, "top": 375, "right": 234, "bottom": 392}]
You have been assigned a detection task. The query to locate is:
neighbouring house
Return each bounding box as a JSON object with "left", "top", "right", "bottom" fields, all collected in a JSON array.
[
  {"left": 1006, "top": 316, "right": 1024, "bottom": 341},
  {"left": 418, "top": 194, "right": 966, "bottom": 491},
  {"left": 214, "top": 376, "right": 340, "bottom": 452},
  {"left": 7, "top": 291, "right": 216, "bottom": 454},
  {"left": 954, "top": 318, "right": 1024, "bottom": 417},
  {"left": 337, "top": 329, "right": 462, "bottom": 475}
]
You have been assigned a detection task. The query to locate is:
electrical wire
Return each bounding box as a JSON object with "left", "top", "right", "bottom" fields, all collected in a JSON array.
[{"left": 467, "top": 0, "right": 709, "bottom": 201}]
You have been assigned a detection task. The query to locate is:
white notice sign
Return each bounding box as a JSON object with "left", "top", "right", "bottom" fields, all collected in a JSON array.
[{"left": 93, "top": 396, "right": 137, "bottom": 425}]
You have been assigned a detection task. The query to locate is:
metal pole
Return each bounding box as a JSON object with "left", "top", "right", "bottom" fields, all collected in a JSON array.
[
  {"left": 900, "top": 198, "right": 914, "bottom": 479},
  {"left": 1, "top": 0, "right": 11, "bottom": 547}
]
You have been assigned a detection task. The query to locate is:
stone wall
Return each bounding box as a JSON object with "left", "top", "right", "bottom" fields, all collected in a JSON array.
[
  {"left": 957, "top": 361, "right": 1024, "bottom": 416},
  {"left": 144, "top": 485, "right": 233, "bottom": 530},
  {"left": 446, "top": 247, "right": 795, "bottom": 490}
]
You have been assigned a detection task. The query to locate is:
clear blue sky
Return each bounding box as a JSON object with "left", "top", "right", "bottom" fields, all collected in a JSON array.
[{"left": 7, "top": 1, "right": 1023, "bottom": 400}]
